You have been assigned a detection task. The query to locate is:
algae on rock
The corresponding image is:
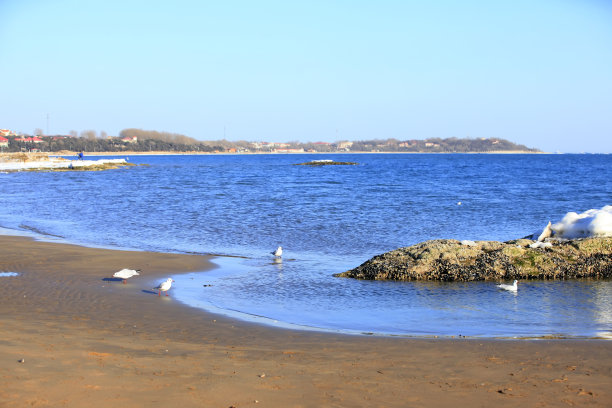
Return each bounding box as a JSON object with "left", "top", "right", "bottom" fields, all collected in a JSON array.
[{"left": 336, "top": 238, "right": 612, "bottom": 281}]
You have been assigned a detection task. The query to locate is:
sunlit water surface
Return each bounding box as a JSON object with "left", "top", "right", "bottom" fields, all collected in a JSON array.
[{"left": 1, "top": 154, "right": 611, "bottom": 338}]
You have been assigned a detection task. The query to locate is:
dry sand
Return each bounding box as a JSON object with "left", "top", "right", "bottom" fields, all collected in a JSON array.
[{"left": 0, "top": 235, "right": 610, "bottom": 407}]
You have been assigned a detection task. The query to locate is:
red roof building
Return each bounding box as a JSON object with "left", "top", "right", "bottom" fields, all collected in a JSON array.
[
  {"left": 23, "top": 137, "right": 44, "bottom": 143},
  {"left": 121, "top": 136, "right": 138, "bottom": 143}
]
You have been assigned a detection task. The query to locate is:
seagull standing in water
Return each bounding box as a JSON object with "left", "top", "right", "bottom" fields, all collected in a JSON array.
[
  {"left": 497, "top": 280, "right": 518, "bottom": 292},
  {"left": 271, "top": 246, "right": 283, "bottom": 258},
  {"left": 154, "top": 278, "right": 174, "bottom": 296},
  {"left": 113, "top": 268, "right": 140, "bottom": 284}
]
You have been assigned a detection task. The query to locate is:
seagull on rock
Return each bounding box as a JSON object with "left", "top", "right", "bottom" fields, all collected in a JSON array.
[
  {"left": 271, "top": 246, "right": 283, "bottom": 258},
  {"left": 497, "top": 280, "right": 518, "bottom": 292},
  {"left": 154, "top": 278, "right": 174, "bottom": 297},
  {"left": 113, "top": 268, "right": 140, "bottom": 284}
]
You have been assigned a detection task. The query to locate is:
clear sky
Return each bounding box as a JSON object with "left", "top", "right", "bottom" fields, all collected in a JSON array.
[{"left": 1, "top": 0, "right": 611, "bottom": 152}]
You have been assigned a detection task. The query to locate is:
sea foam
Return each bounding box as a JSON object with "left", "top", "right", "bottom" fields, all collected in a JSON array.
[{"left": 552, "top": 206, "right": 612, "bottom": 239}]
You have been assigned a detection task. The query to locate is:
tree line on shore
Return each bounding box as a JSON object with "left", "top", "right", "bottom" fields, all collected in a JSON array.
[{"left": 1, "top": 128, "right": 539, "bottom": 154}]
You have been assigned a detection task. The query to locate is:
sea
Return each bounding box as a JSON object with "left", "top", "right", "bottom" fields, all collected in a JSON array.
[{"left": 1, "top": 153, "right": 611, "bottom": 338}]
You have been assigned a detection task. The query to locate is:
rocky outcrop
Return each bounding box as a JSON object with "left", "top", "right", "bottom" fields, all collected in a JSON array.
[
  {"left": 336, "top": 238, "right": 612, "bottom": 281},
  {"left": 294, "top": 160, "right": 358, "bottom": 166}
]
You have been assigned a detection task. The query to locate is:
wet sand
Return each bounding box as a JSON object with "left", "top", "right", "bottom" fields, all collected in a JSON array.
[{"left": 0, "top": 235, "right": 610, "bottom": 407}]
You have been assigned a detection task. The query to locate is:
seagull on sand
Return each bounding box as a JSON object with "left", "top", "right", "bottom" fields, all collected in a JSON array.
[
  {"left": 497, "top": 280, "right": 518, "bottom": 292},
  {"left": 271, "top": 246, "right": 283, "bottom": 258},
  {"left": 113, "top": 268, "right": 140, "bottom": 284},
  {"left": 154, "top": 278, "right": 174, "bottom": 297}
]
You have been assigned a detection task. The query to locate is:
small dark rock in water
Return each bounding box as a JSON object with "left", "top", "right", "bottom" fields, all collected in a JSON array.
[
  {"left": 336, "top": 237, "right": 612, "bottom": 281},
  {"left": 294, "top": 160, "right": 358, "bottom": 166}
]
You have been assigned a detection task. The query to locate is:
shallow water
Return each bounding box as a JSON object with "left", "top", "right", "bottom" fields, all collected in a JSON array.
[
  {"left": 0, "top": 272, "right": 19, "bottom": 277},
  {"left": 1, "top": 153, "right": 611, "bottom": 337},
  {"left": 172, "top": 257, "right": 612, "bottom": 338}
]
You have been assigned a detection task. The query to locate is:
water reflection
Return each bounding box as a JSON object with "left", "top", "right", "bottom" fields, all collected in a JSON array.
[
  {"left": 595, "top": 282, "right": 612, "bottom": 338},
  {"left": 173, "top": 257, "right": 612, "bottom": 338}
]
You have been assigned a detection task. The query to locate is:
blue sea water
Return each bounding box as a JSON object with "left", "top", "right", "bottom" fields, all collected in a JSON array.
[{"left": 1, "top": 153, "right": 611, "bottom": 338}]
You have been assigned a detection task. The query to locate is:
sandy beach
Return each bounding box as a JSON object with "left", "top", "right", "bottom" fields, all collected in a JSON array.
[{"left": 0, "top": 235, "right": 610, "bottom": 407}]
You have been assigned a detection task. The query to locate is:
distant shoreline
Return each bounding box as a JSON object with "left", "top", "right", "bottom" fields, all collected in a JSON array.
[{"left": 52, "top": 150, "right": 549, "bottom": 156}]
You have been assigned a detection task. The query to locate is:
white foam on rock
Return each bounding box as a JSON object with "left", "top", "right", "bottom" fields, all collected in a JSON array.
[{"left": 551, "top": 206, "right": 612, "bottom": 239}]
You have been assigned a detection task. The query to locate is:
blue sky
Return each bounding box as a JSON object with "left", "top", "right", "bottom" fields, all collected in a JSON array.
[{"left": 1, "top": 0, "right": 611, "bottom": 152}]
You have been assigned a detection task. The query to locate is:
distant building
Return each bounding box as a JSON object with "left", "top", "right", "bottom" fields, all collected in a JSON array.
[
  {"left": 121, "top": 136, "right": 138, "bottom": 144},
  {"left": 263, "top": 142, "right": 288, "bottom": 148},
  {"left": 0, "top": 136, "right": 8, "bottom": 147},
  {"left": 0, "top": 129, "right": 18, "bottom": 137},
  {"left": 23, "top": 137, "right": 44, "bottom": 144},
  {"left": 274, "top": 148, "right": 305, "bottom": 153}
]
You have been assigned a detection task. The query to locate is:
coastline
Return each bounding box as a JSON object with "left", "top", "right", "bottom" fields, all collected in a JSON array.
[
  {"left": 57, "top": 150, "right": 549, "bottom": 156},
  {"left": 0, "top": 153, "right": 132, "bottom": 171},
  {"left": 1, "top": 234, "right": 610, "bottom": 407}
]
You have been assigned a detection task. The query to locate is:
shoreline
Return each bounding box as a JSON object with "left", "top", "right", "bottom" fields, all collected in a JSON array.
[
  {"left": 1, "top": 234, "right": 611, "bottom": 406},
  {"left": 56, "top": 150, "right": 550, "bottom": 156},
  {"left": 4, "top": 228, "right": 609, "bottom": 340},
  {"left": 0, "top": 153, "right": 132, "bottom": 171}
]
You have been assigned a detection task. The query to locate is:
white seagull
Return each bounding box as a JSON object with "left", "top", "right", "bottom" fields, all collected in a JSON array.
[
  {"left": 154, "top": 278, "right": 174, "bottom": 297},
  {"left": 113, "top": 268, "right": 140, "bottom": 284},
  {"left": 271, "top": 246, "right": 283, "bottom": 258},
  {"left": 497, "top": 280, "right": 518, "bottom": 292}
]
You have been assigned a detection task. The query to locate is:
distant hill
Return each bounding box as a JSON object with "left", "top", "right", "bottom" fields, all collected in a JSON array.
[
  {"left": 345, "top": 137, "right": 538, "bottom": 153},
  {"left": 1, "top": 130, "right": 539, "bottom": 154}
]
